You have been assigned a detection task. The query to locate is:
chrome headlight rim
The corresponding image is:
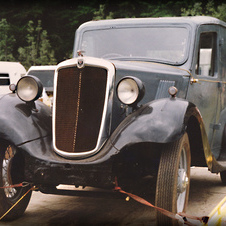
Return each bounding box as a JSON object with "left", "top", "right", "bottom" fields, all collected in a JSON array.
[
  {"left": 116, "top": 76, "right": 145, "bottom": 107},
  {"left": 16, "top": 75, "right": 43, "bottom": 102}
]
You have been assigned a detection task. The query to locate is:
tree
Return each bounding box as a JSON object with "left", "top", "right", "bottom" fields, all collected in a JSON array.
[
  {"left": 18, "top": 20, "right": 56, "bottom": 69},
  {"left": 0, "top": 19, "right": 15, "bottom": 61},
  {"left": 213, "top": 3, "right": 226, "bottom": 22},
  {"left": 180, "top": 0, "right": 226, "bottom": 19},
  {"left": 181, "top": 2, "right": 203, "bottom": 16},
  {"left": 37, "top": 30, "right": 57, "bottom": 65},
  {"left": 0, "top": 1, "right": 225, "bottom": 65}
]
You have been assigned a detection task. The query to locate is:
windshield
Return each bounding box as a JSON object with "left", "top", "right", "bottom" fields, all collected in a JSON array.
[{"left": 80, "top": 27, "right": 189, "bottom": 64}]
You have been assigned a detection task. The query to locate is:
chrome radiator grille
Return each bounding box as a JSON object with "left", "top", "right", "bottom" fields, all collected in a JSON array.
[{"left": 54, "top": 66, "right": 107, "bottom": 153}]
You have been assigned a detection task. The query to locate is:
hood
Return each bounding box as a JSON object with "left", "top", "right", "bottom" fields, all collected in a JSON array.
[{"left": 111, "top": 60, "right": 190, "bottom": 77}]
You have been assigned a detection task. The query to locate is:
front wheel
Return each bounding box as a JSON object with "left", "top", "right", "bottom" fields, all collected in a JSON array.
[
  {"left": 155, "top": 133, "right": 191, "bottom": 225},
  {"left": 0, "top": 144, "right": 32, "bottom": 221}
]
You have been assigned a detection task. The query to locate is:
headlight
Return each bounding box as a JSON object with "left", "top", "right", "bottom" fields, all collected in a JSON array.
[
  {"left": 17, "top": 76, "right": 43, "bottom": 102},
  {"left": 117, "top": 76, "right": 145, "bottom": 106}
]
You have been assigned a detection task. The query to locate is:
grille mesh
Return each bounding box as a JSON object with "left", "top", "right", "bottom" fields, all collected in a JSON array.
[{"left": 55, "top": 66, "right": 107, "bottom": 153}]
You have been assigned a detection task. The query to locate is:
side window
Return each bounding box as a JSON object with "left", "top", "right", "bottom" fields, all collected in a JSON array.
[
  {"left": 196, "top": 32, "right": 217, "bottom": 77},
  {"left": 0, "top": 73, "right": 10, "bottom": 85}
]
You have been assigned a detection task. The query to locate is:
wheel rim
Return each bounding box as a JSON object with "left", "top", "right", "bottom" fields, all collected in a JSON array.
[
  {"left": 2, "top": 145, "right": 17, "bottom": 198},
  {"left": 177, "top": 146, "right": 189, "bottom": 212}
]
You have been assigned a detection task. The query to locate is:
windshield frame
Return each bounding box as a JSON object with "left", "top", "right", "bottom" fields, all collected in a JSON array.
[{"left": 76, "top": 23, "right": 192, "bottom": 66}]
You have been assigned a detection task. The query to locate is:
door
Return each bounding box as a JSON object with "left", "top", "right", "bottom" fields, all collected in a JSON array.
[{"left": 187, "top": 25, "right": 222, "bottom": 159}]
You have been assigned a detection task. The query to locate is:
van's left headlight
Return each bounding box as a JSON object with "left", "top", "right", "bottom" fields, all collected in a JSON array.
[
  {"left": 16, "top": 76, "right": 43, "bottom": 102},
  {"left": 117, "top": 76, "right": 145, "bottom": 107}
]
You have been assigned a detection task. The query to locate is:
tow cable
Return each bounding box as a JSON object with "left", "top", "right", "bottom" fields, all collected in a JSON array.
[
  {"left": 0, "top": 182, "right": 37, "bottom": 221},
  {"left": 114, "top": 177, "right": 209, "bottom": 225},
  {"left": 0, "top": 179, "right": 209, "bottom": 225},
  {"left": 0, "top": 181, "right": 30, "bottom": 189}
]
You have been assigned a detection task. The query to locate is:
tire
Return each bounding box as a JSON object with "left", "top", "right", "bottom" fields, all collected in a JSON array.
[
  {"left": 155, "top": 133, "right": 191, "bottom": 225},
  {"left": 0, "top": 144, "right": 32, "bottom": 221},
  {"left": 220, "top": 171, "right": 226, "bottom": 185}
]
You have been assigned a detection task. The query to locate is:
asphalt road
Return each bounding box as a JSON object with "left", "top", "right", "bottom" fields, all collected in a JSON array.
[{"left": 0, "top": 167, "right": 226, "bottom": 226}]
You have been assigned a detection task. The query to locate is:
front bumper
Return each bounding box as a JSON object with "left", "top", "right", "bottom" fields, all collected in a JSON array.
[
  {"left": 19, "top": 136, "right": 118, "bottom": 189},
  {"left": 25, "top": 157, "right": 114, "bottom": 188}
]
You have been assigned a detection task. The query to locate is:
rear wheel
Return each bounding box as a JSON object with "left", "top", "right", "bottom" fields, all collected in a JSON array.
[
  {"left": 219, "top": 125, "right": 226, "bottom": 185},
  {"left": 0, "top": 144, "right": 32, "bottom": 221},
  {"left": 155, "top": 133, "right": 191, "bottom": 225}
]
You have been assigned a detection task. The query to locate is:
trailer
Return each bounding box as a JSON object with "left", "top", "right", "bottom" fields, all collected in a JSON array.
[
  {"left": 0, "top": 61, "right": 26, "bottom": 95},
  {"left": 205, "top": 196, "right": 226, "bottom": 225}
]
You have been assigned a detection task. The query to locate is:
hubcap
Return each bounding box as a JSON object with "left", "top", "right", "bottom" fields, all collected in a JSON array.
[
  {"left": 177, "top": 147, "right": 189, "bottom": 212},
  {"left": 177, "top": 170, "right": 189, "bottom": 193}
]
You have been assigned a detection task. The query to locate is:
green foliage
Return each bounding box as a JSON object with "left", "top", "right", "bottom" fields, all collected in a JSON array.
[
  {"left": 39, "top": 30, "right": 57, "bottom": 65},
  {"left": 93, "top": 5, "right": 106, "bottom": 20},
  {"left": 181, "top": 2, "right": 203, "bottom": 16},
  {"left": 93, "top": 4, "right": 114, "bottom": 20},
  {"left": 213, "top": 4, "right": 226, "bottom": 22},
  {"left": 0, "top": 1, "right": 226, "bottom": 68},
  {"left": 105, "top": 1, "right": 138, "bottom": 18},
  {"left": 0, "top": 19, "right": 15, "bottom": 61},
  {"left": 181, "top": 0, "right": 226, "bottom": 18},
  {"left": 18, "top": 20, "right": 56, "bottom": 69},
  {"left": 139, "top": 2, "right": 174, "bottom": 18}
]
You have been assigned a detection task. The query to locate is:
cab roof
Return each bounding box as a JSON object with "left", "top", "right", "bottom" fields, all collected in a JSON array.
[{"left": 78, "top": 16, "right": 226, "bottom": 30}]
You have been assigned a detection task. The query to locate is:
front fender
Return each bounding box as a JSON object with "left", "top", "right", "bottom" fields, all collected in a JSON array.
[
  {"left": 0, "top": 93, "right": 52, "bottom": 145},
  {"left": 110, "top": 98, "right": 200, "bottom": 150}
]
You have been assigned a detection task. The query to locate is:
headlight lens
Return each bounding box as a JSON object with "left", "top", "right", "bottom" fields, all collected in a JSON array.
[
  {"left": 17, "top": 76, "right": 43, "bottom": 102},
  {"left": 117, "top": 77, "right": 145, "bottom": 106}
]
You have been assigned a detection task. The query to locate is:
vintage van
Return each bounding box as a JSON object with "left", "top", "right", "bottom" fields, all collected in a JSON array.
[{"left": 1, "top": 16, "right": 226, "bottom": 225}]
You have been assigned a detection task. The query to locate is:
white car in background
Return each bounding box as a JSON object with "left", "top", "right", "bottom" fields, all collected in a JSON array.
[
  {"left": 26, "top": 65, "right": 56, "bottom": 106},
  {"left": 0, "top": 61, "right": 26, "bottom": 95}
]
